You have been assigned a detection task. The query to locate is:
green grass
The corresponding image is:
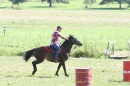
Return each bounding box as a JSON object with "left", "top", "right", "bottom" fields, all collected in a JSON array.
[
  {"left": 0, "top": 10, "right": 130, "bottom": 57},
  {"left": 0, "top": 56, "right": 130, "bottom": 86},
  {"left": 0, "top": 1, "right": 130, "bottom": 86}
]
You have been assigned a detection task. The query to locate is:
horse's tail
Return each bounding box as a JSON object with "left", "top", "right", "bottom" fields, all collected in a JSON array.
[{"left": 24, "top": 49, "right": 35, "bottom": 62}]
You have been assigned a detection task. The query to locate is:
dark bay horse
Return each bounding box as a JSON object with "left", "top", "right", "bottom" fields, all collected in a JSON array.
[{"left": 23, "top": 35, "right": 82, "bottom": 77}]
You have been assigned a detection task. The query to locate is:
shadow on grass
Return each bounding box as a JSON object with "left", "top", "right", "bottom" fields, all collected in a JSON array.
[
  {"left": 108, "top": 80, "right": 124, "bottom": 83},
  {"left": 0, "top": 7, "right": 7, "bottom": 9},
  {"left": 31, "top": 6, "right": 51, "bottom": 8},
  {"left": 84, "top": 8, "right": 127, "bottom": 10},
  {"left": 37, "top": 76, "right": 52, "bottom": 78},
  {"left": 6, "top": 75, "right": 14, "bottom": 77},
  {"left": 28, "top": 75, "right": 51, "bottom": 78},
  {"left": 30, "top": 5, "right": 63, "bottom": 9}
]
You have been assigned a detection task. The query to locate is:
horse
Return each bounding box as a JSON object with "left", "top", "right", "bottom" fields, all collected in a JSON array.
[{"left": 23, "top": 35, "right": 82, "bottom": 77}]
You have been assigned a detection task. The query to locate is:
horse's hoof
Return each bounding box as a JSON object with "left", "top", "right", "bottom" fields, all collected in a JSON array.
[
  {"left": 65, "top": 74, "right": 69, "bottom": 77},
  {"left": 32, "top": 71, "right": 36, "bottom": 75},
  {"left": 55, "top": 74, "right": 59, "bottom": 76}
]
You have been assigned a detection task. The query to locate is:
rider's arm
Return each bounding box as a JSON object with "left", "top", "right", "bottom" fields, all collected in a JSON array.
[{"left": 58, "top": 33, "right": 68, "bottom": 40}]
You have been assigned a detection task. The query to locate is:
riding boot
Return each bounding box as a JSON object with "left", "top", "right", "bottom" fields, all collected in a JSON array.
[
  {"left": 54, "top": 59, "right": 58, "bottom": 63},
  {"left": 57, "top": 56, "right": 59, "bottom": 60}
]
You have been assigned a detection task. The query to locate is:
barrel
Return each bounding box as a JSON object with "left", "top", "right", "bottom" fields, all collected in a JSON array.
[
  {"left": 75, "top": 68, "right": 92, "bottom": 86},
  {"left": 123, "top": 61, "right": 130, "bottom": 82}
]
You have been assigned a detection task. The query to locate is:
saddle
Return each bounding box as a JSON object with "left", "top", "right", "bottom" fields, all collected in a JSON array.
[{"left": 45, "top": 45, "right": 64, "bottom": 54}]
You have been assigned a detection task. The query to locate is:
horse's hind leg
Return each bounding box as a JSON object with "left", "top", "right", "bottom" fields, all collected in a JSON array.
[{"left": 32, "top": 60, "right": 43, "bottom": 75}]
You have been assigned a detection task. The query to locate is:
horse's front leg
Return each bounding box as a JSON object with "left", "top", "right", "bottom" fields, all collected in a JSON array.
[
  {"left": 62, "top": 61, "right": 69, "bottom": 77},
  {"left": 55, "top": 63, "right": 62, "bottom": 76}
]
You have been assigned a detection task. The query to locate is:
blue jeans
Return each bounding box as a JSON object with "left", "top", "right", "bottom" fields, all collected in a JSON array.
[{"left": 53, "top": 44, "right": 61, "bottom": 59}]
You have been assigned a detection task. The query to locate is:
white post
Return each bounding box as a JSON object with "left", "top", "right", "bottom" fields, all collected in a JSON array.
[{"left": 3, "top": 27, "right": 6, "bottom": 36}]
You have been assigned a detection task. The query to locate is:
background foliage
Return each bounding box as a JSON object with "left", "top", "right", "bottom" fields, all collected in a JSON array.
[{"left": 0, "top": 0, "right": 129, "bottom": 8}]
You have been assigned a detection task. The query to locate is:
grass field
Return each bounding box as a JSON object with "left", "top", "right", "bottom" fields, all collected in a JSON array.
[
  {"left": 0, "top": 56, "right": 130, "bottom": 86},
  {"left": 0, "top": 1, "right": 130, "bottom": 86},
  {"left": 0, "top": 10, "right": 130, "bottom": 57}
]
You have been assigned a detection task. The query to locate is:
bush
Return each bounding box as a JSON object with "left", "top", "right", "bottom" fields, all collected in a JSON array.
[
  {"left": 72, "top": 42, "right": 104, "bottom": 58},
  {"left": 62, "top": 0, "right": 70, "bottom": 4},
  {"left": 126, "top": 1, "right": 130, "bottom": 6}
]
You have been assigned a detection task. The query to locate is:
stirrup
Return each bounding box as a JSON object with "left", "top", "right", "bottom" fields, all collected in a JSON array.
[{"left": 54, "top": 59, "right": 58, "bottom": 63}]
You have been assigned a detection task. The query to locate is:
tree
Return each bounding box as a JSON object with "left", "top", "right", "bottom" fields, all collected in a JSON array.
[
  {"left": 41, "top": 0, "right": 69, "bottom": 7},
  {"left": 84, "top": 0, "right": 96, "bottom": 8},
  {"left": 125, "top": 0, "right": 130, "bottom": 6},
  {"left": 41, "top": 0, "right": 54, "bottom": 7},
  {"left": 41, "top": 0, "right": 46, "bottom": 3},
  {"left": 100, "top": 0, "right": 127, "bottom": 9},
  {"left": 47, "top": 0, "right": 52, "bottom": 7},
  {"left": 58, "top": 0, "right": 69, "bottom": 4},
  {"left": 9, "top": 0, "right": 27, "bottom": 6}
]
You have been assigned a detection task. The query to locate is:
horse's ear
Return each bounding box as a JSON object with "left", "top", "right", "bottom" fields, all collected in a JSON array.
[{"left": 69, "top": 34, "right": 74, "bottom": 37}]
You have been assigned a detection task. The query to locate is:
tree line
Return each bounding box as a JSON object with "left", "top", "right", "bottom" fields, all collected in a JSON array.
[
  {"left": 84, "top": 0, "right": 130, "bottom": 8},
  {"left": 9, "top": 0, "right": 69, "bottom": 7},
  {"left": 9, "top": 0, "right": 130, "bottom": 8}
]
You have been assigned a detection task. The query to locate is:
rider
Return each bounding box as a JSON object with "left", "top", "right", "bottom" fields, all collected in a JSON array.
[{"left": 51, "top": 26, "right": 68, "bottom": 63}]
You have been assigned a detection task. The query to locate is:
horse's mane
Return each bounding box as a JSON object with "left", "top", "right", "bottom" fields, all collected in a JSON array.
[
  {"left": 62, "top": 40, "right": 68, "bottom": 46},
  {"left": 61, "top": 35, "right": 72, "bottom": 46}
]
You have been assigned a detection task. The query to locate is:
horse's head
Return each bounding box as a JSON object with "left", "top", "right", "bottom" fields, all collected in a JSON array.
[{"left": 68, "top": 35, "right": 82, "bottom": 46}]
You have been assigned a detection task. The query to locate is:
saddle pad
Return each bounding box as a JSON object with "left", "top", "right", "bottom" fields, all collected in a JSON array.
[
  {"left": 45, "top": 46, "right": 64, "bottom": 54},
  {"left": 45, "top": 46, "right": 53, "bottom": 52}
]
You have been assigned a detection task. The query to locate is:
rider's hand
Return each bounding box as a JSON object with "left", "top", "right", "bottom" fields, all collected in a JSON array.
[{"left": 66, "top": 38, "right": 69, "bottom": 40}]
